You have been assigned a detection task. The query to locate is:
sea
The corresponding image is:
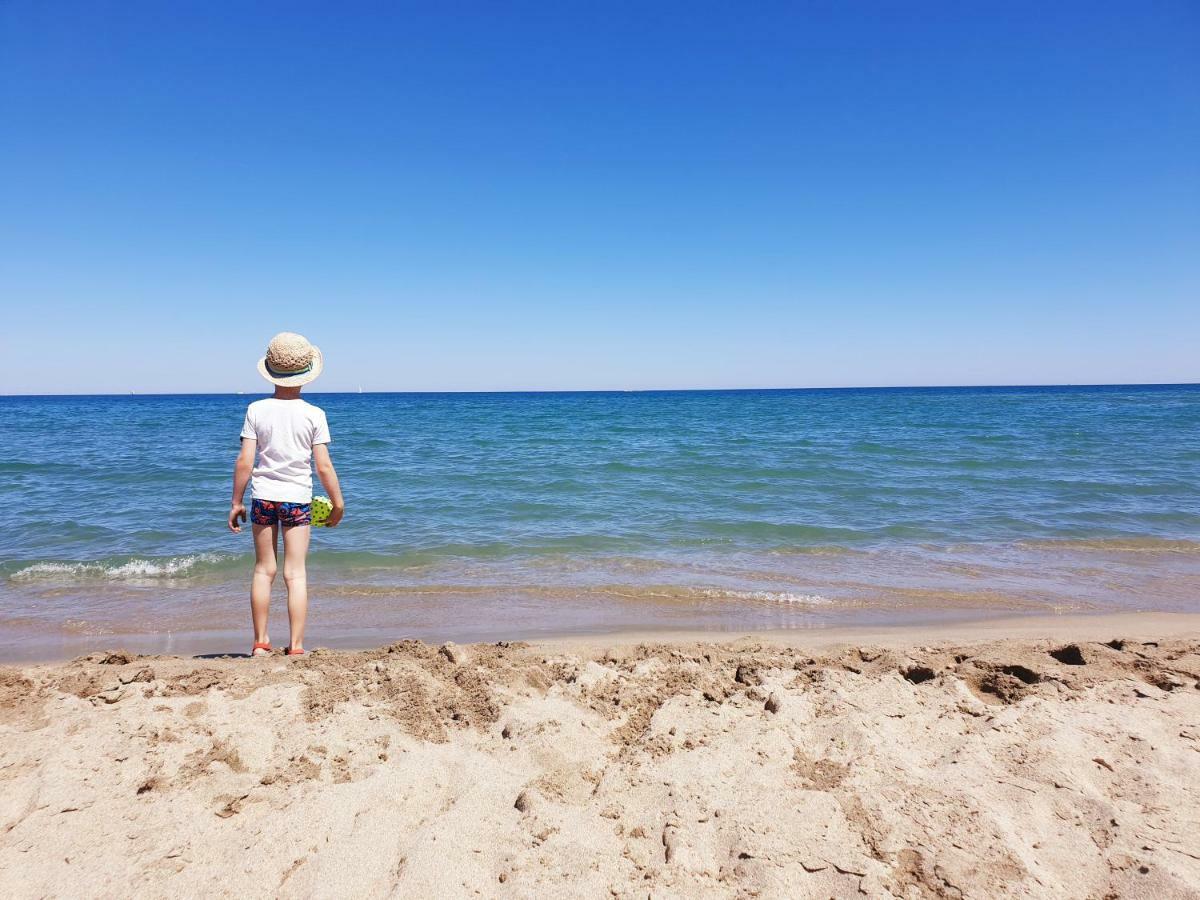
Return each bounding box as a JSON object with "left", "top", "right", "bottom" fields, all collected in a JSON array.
[{"left": 1, "top": 386, "right": 1197, "bottom": 660}]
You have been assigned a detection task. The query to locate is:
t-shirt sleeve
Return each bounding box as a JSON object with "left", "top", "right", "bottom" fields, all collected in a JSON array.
[
  {"left": 313, "top": 409, "right": 331, "bottom": 445},
  {"left": 240, "top": 406, "right": 257, "bottom": 441}
]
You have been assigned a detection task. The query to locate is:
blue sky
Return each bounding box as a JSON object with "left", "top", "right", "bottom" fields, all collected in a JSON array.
[{"left": 1, "top": 1, "right": 1197, "bottom": 393}]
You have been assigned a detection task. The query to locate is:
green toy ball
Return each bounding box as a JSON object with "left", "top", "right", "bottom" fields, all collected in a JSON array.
[{"left": 311, "top": 495, "right": 333, "bottom": 528}]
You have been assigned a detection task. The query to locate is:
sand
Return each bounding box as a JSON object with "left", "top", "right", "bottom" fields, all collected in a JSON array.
[{"left": 2, "top": 613, "right": 1200, "bottom": 898}]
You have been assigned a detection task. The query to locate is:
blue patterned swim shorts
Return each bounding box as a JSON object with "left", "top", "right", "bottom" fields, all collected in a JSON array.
[{"left": 251, "top": 498, "right": 312, "bottom": 527}]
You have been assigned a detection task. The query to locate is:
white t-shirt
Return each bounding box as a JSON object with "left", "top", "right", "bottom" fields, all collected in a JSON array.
[{"left": 240, "top": 398, "right": 332, "bottom": 503}]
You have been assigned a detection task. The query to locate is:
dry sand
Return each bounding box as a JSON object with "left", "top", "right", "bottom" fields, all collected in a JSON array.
[{"left": 2, "top": 613, "right": 1200, "bottom": 898}]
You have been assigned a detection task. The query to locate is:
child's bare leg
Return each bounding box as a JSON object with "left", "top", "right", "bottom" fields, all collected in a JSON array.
[
  {"left": 251, "top": 523, "right": 278, "bottom": 653},
  {"left": 282, "top": 524, "right": 311, "bottom": 651}
]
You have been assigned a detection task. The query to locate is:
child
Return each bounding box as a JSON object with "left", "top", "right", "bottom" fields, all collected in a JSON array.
[{"left": 228, "top": 332, "right": 345, "bottom": 657}]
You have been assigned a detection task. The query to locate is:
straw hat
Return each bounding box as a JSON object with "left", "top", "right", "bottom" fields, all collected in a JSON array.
[{"left": 257, "top": 332, "right": 324, "bottom": 386}]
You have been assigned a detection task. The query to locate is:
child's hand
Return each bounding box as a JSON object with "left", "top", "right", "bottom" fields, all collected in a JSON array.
[
  {"left": 326, "top": 504, "right": 344, "bottom": 528},
  {"left": 228, "top": 503, "right": 247, "bottom": 533}
]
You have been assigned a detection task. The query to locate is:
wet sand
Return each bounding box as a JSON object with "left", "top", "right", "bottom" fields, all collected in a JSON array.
[
  {"left": 7, "top": 537, "right": 1200, "bottom": 665},
  {"left": 2, "top": 613, "right": 1200, "bottom": 898}
]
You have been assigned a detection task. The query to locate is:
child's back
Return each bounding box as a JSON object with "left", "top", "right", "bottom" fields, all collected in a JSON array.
[{"left": 242, "top": 397, "right": 331, "bottom": 504}]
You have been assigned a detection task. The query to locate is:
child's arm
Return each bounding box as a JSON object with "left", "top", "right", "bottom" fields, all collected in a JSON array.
[
  {"left": 313, "top": 443, "right": 345, "bottom": 527},
  {"left": 228, "top": 438, "right": 256, "bottom": 532}
]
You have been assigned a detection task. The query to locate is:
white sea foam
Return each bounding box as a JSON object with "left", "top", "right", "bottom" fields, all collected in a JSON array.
[
  {"left": 10, "top": 553, "right": 227, "bottom": 582},
  {"left": 701, "top": 589, "right": 832, "bottom": 605}
]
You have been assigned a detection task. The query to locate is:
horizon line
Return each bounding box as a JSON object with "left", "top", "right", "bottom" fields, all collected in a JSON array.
[{"left": 2, "top": 381, "right": 1198, "bottom": 398}]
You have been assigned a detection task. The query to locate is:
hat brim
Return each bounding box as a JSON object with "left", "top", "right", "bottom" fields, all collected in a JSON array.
[{"left": 257, "top": 346, "right": 323, "bottom": 387}]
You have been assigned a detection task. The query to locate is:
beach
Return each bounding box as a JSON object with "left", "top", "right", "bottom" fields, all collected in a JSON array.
[
  {"left": 3, "top": 612, "right": 1200, "bottom": 898},
  {"left": 2, "top": 392, "right": 1197, "bottom": 895},
  {"left": 6, "top": 0, "right": 1196, "bottom": 894}
]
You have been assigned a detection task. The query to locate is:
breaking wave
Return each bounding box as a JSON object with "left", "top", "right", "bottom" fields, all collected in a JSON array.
[{"left": 9, "top": 553, "right": 235, "bottom": 582}]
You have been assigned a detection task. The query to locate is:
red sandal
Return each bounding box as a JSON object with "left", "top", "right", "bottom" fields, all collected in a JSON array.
[
  {"left": 285, "top": 648, "right": 305, "bottom": 656},
  {"left": 251, "top": 642, "right": 272, "bottom": 657}
]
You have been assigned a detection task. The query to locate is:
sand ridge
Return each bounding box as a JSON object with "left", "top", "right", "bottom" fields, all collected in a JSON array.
[{"left": 2, "top": 634, "right": 1199, "bottom": 897}]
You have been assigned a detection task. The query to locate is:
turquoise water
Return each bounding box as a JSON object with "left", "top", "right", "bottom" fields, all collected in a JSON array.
[{"left": 1, "top": 386, "right": 1198, "bottom": 659}]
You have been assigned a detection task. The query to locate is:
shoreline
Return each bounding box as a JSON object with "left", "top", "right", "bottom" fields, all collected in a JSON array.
[
  {"left": 536, "top": 610, "right": 1200, "bottom": 652},
  {"left": 3, "top": 615, "right": 1199, "bottom": 896},
  {"left": 4, "top": 609, "right": 1199, "bottom": 665}
]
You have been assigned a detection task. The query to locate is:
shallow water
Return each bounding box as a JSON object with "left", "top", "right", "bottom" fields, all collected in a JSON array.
[{"left": 1, "top": 386, "right": 1197, "bottom": 659}]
